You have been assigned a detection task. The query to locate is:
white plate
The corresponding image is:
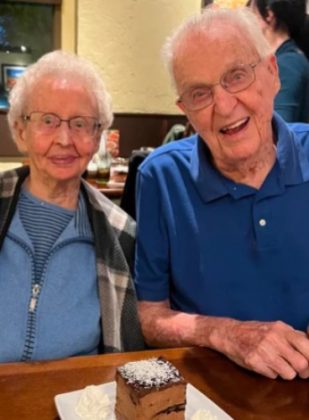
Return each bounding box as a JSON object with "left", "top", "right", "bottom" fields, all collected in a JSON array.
[{"left": 55, "top": 381, "right": 233, "bottom": 420}]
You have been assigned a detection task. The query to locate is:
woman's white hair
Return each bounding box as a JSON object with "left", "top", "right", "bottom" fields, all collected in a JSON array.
[
  {"left": 7, "top": 50, "right": 113, "bottom": 142},
  {"left": 162, "top": 6, "right": 272, "bottom": 86}
]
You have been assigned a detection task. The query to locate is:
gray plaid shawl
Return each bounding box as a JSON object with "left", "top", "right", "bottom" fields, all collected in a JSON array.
[{"left": 0, "top": 166, "right": 145, "bottom": 353}]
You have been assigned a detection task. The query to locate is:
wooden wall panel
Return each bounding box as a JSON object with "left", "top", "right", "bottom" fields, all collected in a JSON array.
[
  {"left": 0, "top": 111, "right": 21, "bottom": 157},
  {"left": 114, "top": 113, "right": 187, "bottom": 157}
]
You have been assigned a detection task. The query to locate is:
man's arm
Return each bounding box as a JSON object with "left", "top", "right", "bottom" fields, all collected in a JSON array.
[{"left": 138, "top": 300, "right": 309, "bottom": 380}]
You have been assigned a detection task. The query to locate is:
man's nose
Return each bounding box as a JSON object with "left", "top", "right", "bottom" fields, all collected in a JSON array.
[{"left": 212, "top": 85, "right": 238, "bottom": 116}]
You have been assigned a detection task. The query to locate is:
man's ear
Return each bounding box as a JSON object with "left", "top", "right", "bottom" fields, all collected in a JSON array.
[
  {"left": 268, "top": 54, "right": 278, "bottom": 73},
  {"left": 268, "top": 54, "right": 281, "bottom": 94},
  {"left": 176, "top": 99, "right": 186, "bottom": 113},
  {"left": 14, "top": 119, "right": 28, "bottom": 153}
]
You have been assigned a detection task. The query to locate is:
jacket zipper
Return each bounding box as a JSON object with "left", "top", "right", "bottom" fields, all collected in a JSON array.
[{"left": 29, "top": 284, "right": 41, "bottom": 312}]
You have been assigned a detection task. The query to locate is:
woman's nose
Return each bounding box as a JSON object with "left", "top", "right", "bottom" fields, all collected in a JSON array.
[{"left": 55, "top": 122, "right": 74, "bottom": 145}]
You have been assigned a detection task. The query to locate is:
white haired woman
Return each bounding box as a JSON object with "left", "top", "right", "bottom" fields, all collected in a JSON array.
[{"left": 0, "top": 50, "right": 144, "bottom": 363}]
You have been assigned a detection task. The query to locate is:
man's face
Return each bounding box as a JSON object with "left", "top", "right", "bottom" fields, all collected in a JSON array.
[{"left": 173, "top": 25, "right": 280, "bottom": 169}]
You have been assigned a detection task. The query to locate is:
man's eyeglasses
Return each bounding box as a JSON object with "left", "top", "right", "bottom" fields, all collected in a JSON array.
[
  {"left": 177, "top": 61, "right": 261, "bottom": 112},
  {"left": 23, "top": 112, "right": 102, "bottom": 137}
]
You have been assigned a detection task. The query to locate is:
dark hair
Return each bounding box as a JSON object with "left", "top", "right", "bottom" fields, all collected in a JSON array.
[{"left": 252, "top": 0, "right": 309, "bottom": 58}]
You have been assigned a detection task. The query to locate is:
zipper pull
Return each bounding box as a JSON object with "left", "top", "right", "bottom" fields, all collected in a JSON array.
[{"left": 29, "top": 284, "right": 40, "bottom": 312}]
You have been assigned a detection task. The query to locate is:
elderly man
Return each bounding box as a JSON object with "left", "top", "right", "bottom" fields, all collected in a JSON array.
[{"left": 135, "top": 7, "right": 309, "bottom": 380}]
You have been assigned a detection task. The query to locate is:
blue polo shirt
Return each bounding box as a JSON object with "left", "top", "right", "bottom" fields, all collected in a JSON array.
[{"left": 135, "top": 114, "right": 309, "bottom": 331}]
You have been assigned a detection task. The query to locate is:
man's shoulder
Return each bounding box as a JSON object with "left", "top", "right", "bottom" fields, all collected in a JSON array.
[
  {"left": 139, "top": 134, "right": 197, "bottom": 174},
  {"left": 286, "top": 123, "right": 309, "bottom": 169},
  {"left": 287, "top": 122, "right": 309, "bottom": 145}
]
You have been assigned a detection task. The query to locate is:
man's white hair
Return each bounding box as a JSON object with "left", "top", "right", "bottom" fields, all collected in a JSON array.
[
  {"left": 7, "top": 50, "right": 113, "bottom": 143},
  {"left": 162, "top": 7, "right": 272, "bottom": 86}
]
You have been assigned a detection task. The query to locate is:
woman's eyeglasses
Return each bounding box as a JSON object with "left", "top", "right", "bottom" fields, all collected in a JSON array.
[{"left": 23, "top": 112, "right": 102, "bottom": 137}]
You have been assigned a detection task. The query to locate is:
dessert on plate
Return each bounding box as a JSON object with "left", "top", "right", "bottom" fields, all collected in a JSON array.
[{"left": 115, "top": 356, "right": 187, "bottom": 419}]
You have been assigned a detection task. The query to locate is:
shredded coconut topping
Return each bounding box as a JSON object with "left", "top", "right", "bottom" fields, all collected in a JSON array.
[{"left": 118, "top": 357, "right": 183, "bottom": 389}]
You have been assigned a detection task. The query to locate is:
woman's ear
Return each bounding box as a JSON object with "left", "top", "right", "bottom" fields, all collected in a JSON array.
[
  {"left": 14, "top": 119, "right": 28, "bottom": 153},
  {"left": 93, "top": 129, "right": 102, "bottom": 153}
]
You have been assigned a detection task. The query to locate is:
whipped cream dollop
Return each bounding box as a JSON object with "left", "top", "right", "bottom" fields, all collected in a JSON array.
[
  {"left": 75, "top": 385, "right": 111, "bottom": 420},
  {"left": 191, "top": 409, "right": 218, "bottom": 420}
]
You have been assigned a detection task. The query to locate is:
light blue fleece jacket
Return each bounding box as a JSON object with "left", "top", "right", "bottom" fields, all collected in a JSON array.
[{"left": 0, "top": 196, "right": 100, "bottom": 362}]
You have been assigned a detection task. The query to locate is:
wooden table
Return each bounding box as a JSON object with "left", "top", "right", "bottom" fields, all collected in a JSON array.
[
  {"left": 0, "top": 347, "right": 308, "bottom": 420},
  {"left": 86, "top": 178, "right": 124, "bottom": 199}
]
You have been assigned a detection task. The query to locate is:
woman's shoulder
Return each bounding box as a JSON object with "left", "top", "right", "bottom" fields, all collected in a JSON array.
[
  {"left": 81, "top": 180, "right": 135, "bottom": 237},
  {"left": 0, "top": 166, "right": 28, "bottom": 195},
  {"left": 277, "top": 40, "right": 309, "bottom": 67}
]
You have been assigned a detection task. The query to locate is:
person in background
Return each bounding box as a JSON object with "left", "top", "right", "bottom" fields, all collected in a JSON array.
[
  {"left": 0, "top": 50, "right": 144, "bottom": 363},
  {"left": 135, "top": 7, "right": 309, "bottom": 380},
  {"left": 249, "top": 0, "right": 309, "bottom": 122}
]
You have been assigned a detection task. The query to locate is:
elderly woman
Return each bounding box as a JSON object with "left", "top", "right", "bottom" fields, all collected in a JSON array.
[{"left": 0, "top": 50, "right": 144, "bottom": 363}]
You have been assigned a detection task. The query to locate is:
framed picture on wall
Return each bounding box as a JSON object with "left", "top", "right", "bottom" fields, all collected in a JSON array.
[{"left": 1, "top": 64, "right": 27, "bottom": 92}]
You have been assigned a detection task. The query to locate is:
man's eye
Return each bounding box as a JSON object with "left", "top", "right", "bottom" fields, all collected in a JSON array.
[
  {"left": 226, "top": 69, "right": 247, "bottom": 84},
  {"left": 191, "top": 88, "right": 211, "bottom": 102}
]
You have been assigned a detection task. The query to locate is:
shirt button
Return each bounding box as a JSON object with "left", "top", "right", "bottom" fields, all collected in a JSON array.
[{"left": 259, "top": 218, "right": 267, "bottom": 227}]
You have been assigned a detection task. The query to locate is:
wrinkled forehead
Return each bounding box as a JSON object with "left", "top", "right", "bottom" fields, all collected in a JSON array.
[
  {"left": 33, "top": 74, "right": 88, "bottom": 93},
  {"left": 172, "top": 24, "right": 258, "bottom": 89},
  {"left": 26, "top": 75, "right": 97, "bottom": 110},
  {"left": 174, "top": 23, "right": 257, "bottom": 67}
]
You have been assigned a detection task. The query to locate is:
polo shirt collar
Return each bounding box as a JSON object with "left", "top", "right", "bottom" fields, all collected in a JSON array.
[{"left": 191, "top": 113, "right": 303, "bottom": 203}]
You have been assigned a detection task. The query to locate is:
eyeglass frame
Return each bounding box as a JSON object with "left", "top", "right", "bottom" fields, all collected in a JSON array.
[
  {"left": 176, "top": 60, "right": 261, "bottom": 112},
  {"left": 22, "top": 111, "right": 102, "bottom": 137}
]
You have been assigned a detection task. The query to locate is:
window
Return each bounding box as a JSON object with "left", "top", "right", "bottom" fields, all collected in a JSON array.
[{"left": 0, "top": 0, "right": 61, "bottom": 108}]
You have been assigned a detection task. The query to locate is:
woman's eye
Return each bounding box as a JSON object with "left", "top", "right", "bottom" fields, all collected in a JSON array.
[
  {"left": 72, "top": 118, "right": 86, "bottom": 129},
  {"left": 42, "top": 115, "right": 55, "bottom": 125}
]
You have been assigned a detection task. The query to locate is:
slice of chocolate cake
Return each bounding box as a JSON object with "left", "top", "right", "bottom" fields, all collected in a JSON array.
[{"left": 115, "top": 357, "right": 187, "bottom": 419}]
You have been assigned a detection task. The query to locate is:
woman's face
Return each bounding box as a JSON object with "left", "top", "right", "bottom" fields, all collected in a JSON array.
[{"left": 15, "top": 76, "right": 101, "bottom": 186}]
